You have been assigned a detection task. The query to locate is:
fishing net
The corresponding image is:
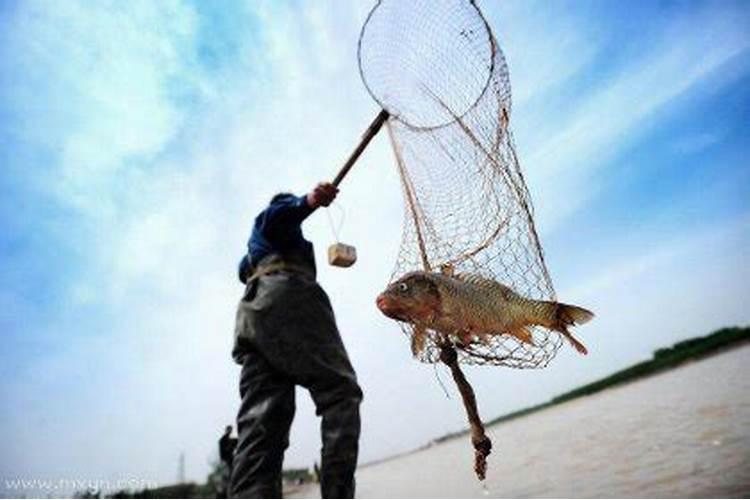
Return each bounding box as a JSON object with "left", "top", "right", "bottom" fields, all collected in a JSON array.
[
  {"left": 356, "top": 0, "right": 564, "bottom": 480},
  {"left": 359, "top": 0, "right": 563, "bottom": 369}
]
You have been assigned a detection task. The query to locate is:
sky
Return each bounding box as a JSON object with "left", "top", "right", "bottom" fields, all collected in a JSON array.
[{"left": 1, "top": 0, "right": 749, "bottom": 496}]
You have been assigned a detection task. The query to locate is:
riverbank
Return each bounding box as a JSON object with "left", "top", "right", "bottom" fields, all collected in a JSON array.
[{"left": 291, "top": 334, "right": 750, "bottom": 498}]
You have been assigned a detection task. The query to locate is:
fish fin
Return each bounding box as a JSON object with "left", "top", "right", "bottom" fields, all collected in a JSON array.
[
  {"left": 411, "top": 326, "right": 427, "bottom": 357},
  {"left": 457, "top": 330, "right": 475, "bottom": 345},
  {"left": 560, "top": 327, "right": 588, "bottom": 355},
  {"left": 509, "top": 326, "right": 535, "bottom": 346},
  {"left": 475, "top": 332, "right": 491, "bottom": 344},
  {"left": 439, "top": 263, "right": 455, "bottom": 277},
  {"left": 456, "top": 272, "right": 491, "bottom": 286}
]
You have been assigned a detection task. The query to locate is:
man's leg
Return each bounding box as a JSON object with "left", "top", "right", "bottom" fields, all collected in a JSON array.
[
  {"left": 230, "top": 348, "right": 295, "bottom": 498},
  {"left": 304, "top": 347, "right": 363, "bottom": 499},
  {"left": 258, "top": 280, "right": 363, "bottom": 498}
]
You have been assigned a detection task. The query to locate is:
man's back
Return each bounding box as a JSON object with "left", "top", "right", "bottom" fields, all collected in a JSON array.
[
  {"left": 219, "top": 433, "right": 237, "bottom": 465},
  {"left": 238, "top": 193, "right": 316, "bottom": 284}
]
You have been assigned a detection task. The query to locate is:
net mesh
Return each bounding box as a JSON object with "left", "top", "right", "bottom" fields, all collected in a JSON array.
[{"left": 360, "top": 0, "right": 564, "bottom": 368}]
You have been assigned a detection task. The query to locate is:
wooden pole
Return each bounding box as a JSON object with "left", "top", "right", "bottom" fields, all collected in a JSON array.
[{"left": 332, "top": 109, "right": 389, "bottom": 187}]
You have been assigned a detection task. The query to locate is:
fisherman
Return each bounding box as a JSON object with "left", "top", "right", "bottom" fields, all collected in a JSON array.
[
  {"left": 218, "top": 426, "right": 238, "bottom": 498},
  {"left": 230, "top": 182, "right": 363, "bottom": 499}
]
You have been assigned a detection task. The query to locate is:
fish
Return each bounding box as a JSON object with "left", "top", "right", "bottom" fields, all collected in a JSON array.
[{"left": 375, "top": 271, "right": 593, "bottom": 356}]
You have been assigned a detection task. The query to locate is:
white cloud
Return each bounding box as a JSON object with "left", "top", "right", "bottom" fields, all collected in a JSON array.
[{"left": 5, "top": 0, "right": 200, "bottom": 218}]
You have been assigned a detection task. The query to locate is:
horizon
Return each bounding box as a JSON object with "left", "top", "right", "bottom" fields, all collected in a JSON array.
[{"left": 1, "top": 0, "right": 749, "bottom": 497}]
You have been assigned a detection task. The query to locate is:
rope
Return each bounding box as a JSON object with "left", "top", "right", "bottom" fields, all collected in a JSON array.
[
  {"left": 432, "top": 363, "right": 451, "bottom": 400},
  {"left": 325, "top": 202, "right": 346, "bottom": 243},
  {"left": 439, "top": 343, "right": 492, "bottom": 481}
]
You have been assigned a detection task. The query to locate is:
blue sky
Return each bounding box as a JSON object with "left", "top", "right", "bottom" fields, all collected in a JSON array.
[{"left": 1, "top": 0, "right": 749, "bottom": 496}]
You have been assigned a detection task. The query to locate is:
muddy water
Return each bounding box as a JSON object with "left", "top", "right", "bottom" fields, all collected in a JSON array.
[{"left": 292, "top": 344, "right": 750, "bottom": 498}]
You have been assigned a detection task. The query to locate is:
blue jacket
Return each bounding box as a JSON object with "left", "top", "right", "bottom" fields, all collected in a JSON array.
[{"left": 238, "top": 193, "right": 315, "bottom": 283}]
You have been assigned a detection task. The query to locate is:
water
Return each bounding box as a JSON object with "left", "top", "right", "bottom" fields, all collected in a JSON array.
[{"left": 292, "top": 344, "right": 750, "bottom": 497}]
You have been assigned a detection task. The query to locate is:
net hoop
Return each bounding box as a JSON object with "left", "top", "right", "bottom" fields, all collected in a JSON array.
[{"left": 357, "top": 0, "right": 498, "bottom": 132}]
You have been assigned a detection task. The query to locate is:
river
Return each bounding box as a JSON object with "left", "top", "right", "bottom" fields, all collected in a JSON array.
[{"left": 291, "top": 344, "right": 750, "bottom": 497}]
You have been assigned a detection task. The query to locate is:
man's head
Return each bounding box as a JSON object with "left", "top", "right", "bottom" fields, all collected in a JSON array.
[
  {"left": 225, "top": 425, "right": 232, "bottom": 435},
  {"left": 270, "top": 192, "right": 294, "bottom": 204}
]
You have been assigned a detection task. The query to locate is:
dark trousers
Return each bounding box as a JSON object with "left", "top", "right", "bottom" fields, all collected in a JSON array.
[{"left": 230, "top": 274, "right": 362, "bottom": 498}]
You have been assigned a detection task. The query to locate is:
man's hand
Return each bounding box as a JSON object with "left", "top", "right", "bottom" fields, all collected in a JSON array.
[{"left": 306, "top": 182, "right": 338, "bottom": 209}]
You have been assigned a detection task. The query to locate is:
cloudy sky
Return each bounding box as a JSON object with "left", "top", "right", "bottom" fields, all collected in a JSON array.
[{"left": 1, "top": 0, "right": 749, "bottom": 495}]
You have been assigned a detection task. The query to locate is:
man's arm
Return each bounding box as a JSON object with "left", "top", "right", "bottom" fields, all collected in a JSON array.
[
  {"left": 265, "top": 182, "right": 339, "bottom": 227},
  {"left": 264, "top": 194, "right": 313, "bottom": 228}
]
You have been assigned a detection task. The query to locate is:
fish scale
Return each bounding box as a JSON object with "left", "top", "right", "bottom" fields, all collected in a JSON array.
[{"left": 433, "top": 273, "right": 539, "bottom": 335}]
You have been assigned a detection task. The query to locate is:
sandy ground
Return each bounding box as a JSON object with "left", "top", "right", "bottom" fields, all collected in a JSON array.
[{"left": 290, "top": 344, "right": 750, "bottom": 498}]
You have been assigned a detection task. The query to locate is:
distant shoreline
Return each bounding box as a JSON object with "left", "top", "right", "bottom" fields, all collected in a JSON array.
[{"left": 360, "top": 325, "right": 750, "bottom": 469}]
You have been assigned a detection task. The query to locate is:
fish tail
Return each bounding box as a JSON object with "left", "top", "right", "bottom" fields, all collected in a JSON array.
[
  {"left": 557, "top": 303, "right": 595, "bottom": 326},
  {"left": 544, "top": 302, "right": 594, "bottom": 355}
]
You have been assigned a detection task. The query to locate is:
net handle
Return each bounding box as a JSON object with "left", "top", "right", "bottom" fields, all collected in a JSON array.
[{"left": 331, "top": 109, "right": 390, "bottom": 187}]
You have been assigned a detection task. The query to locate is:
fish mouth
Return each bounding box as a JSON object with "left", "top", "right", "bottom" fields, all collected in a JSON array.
[{"left": 376, "top": 294, "right": 408, "bottom": 321}]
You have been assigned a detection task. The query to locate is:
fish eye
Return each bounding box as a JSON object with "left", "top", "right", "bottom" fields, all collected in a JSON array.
[{"left": 398, "top": 282, "right": 409, "bottom": 293}]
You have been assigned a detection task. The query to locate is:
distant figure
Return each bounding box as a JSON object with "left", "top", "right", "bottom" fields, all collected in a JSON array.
[
  {"left": 230, "top": 183, "right": 362, "bottom": 498},
  {"left": 313, "top": 462, "right": 321, "bottom": 484},
  {"left": 218, "top": 425, "right": 237, "bottom": 498},
  {"left": 219, "top": 425, "right": 238, "bottom": 468}
]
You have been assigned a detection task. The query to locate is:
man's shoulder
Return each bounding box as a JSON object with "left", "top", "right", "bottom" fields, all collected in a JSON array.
[{"left": 255, "top": 193, "right": 303, "bottom": 220}]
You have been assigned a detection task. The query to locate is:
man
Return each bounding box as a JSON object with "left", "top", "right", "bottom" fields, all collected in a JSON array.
[
  {"left": 219, "top": 425, "right": 238, "bottom": 468},
  {"left": 230, "top": 182, "right": 363, "bottom": 499},
  {"left": 218, "top": 426, "right": 238, "bottom": 498}
]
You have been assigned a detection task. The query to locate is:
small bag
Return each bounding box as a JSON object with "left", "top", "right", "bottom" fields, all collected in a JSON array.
[{"left": 327, "top": 243, "right": 357, "bottom": 267}]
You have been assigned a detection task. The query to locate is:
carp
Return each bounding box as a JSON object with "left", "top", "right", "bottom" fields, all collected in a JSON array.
[{"left": 376, "top": 271, "right": 593, "bottom": 356}]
